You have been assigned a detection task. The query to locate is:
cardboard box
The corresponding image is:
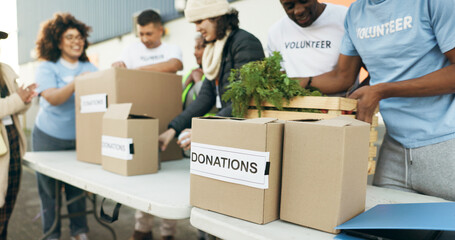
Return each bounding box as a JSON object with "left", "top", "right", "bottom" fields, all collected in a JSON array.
[
  {"left": 190, "top": 117, "right": 284, "bottom": 224},
  {"left": 280, "top": 116, "right": 370, "bottom": 233},
  {"left": 101, "top": 103, "right": 158, "bottom": 176},
  {"left": 75, "top": 68, "right": 182, "bottom": 164}
]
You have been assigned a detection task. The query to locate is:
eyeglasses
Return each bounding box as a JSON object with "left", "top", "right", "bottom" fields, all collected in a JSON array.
[{"left": 63, "top": 34, "right": 85, "bottom": 42}]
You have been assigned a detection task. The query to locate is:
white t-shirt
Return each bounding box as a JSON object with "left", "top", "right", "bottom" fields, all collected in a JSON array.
[
  {"left": 120, "top": 41, "right": 183, "bottom": 69},
  {"left": 267, "top": 3, "right": 347, "bottom": 78}
]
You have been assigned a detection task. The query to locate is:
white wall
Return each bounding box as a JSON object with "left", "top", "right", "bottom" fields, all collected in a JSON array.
[{"left": 20, "top": 0, "right": 286, "bottom": 130}]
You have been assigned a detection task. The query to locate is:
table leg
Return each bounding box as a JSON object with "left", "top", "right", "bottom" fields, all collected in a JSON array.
[{"left": 38, "top": 181, "right": 117, "bottom": 240}]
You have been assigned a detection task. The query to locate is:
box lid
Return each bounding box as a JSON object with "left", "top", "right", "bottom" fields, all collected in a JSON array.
[
  {"left": 314, "top": 116, "right": 369, "bottom": 127},
  {"left": 103, "top": 103, "right": 132, "bottom": 120}
]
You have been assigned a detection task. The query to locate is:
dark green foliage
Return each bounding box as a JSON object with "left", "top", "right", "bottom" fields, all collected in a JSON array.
[{"left": 222, "top": 51, "right": 322, "bottom": 118}]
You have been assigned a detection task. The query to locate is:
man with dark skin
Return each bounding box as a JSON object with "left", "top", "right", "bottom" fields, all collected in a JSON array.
[
  {"left": 268, "top": 0, "right": 348, "bottom": 90},
  {"left": 300, "top": 0, "right": 455, "bottom": 201}
]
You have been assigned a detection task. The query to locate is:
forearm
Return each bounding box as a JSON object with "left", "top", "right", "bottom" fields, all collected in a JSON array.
[
  {"left": 298, "top": 54, "right": 361, "bottom": 94},
  {"left": 41, "top": 83, "right": 74, "bottom": 106},
  {"left": 374, "top": 64, "right": 455, "bottom": 99},
  {"left": 137, "top": 59, "right": 183, "bottom": 73}
]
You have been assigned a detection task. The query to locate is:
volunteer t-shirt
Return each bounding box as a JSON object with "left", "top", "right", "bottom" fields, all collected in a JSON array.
[
  {"left": 35, "top": 59, "right": 98, "bottom": 140},
  {"left": 120, "top": 41, "right": 183, "bottom": 69},
  {"left": 340, "top": 0, "right": 455, "bottom": 148},
  {"left": 267, "top": 3, "right": 347, "bottom": 78}
]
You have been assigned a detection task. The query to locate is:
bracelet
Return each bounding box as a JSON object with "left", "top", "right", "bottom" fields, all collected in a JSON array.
[{"left": 305, "top": 76, "right": 313, "bottom": 88}]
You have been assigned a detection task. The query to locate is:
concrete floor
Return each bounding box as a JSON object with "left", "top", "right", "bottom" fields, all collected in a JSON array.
[{"left": 7, "top": 166, "right": 200, "bottom": 240}]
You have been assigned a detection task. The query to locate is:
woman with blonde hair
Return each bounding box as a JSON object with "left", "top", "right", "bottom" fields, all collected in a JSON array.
[{"left": 0, "top": 30, "right": 37, "bottom": 239}]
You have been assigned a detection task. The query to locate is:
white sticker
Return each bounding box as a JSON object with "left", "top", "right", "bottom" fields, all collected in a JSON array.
[
  {"left": 216, "top": 95, "right": 222, "bottom": 109},
  {"left": 80, "top": 93, "right": 107, "bottom": 113},
  {"left": 1, "top": 115, "right": 13, "bottom": 126},
  {"left": 101, "top": 135, "right": 134, "bottom": 160},
  {"left": 190, "top": 142, "right": 270, "bottom": 189}
]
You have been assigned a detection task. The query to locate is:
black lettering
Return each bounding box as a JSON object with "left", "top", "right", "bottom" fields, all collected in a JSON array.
[
  {"left": 231, "top": 159, "right": 240, "bottom": 170},
  {"left": 206, "top": 154, "right": 213, "bottom": 165},
  {"left": 290, "top": 42, "right": 295, "bottom": 49},
  {"left": 305, "top": 41, "right": 310, "bottom": 47},
  {"left": 214, "top": 157, "right": 221, "bottom": 167},
  {"left": 326, "top": 41, "right": 331, "bottom": 48},
  {"left": 198, "top": 154, "right": 205, "bottom": 163},
  {"left": 316, "top": 41, "right": 320, "bottom": 48},
  {"left": 191, "top": 152, "right": 197, "bottom": 162},
  {"left": 285, "top": 42, "right": 290, "bottom": 49},
  {"left": 250, "top": 162, "right": 258, "bottom": 174},
  {"left": 240, "top": 161, "right": 249, "bottom": 172},
  {"left": 221, "top": 157, "right": 228, "bottom": 168},
  {"left": 295, "top": 41, "right": 300, "bottom": 49}
]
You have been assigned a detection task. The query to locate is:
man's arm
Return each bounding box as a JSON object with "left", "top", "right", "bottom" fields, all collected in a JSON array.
[
  {"left": 349, "top": 48, "right": 455, "bottom": 123},
  {"left": 136, "top": 58, "right": 183, "bottom": 73},
  {"left": 298, "top": 54, "right": 362, "bottom": 94}
]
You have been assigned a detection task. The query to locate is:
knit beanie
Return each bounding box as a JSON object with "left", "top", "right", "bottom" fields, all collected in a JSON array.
[{"left": 185, "top": 0, "right": 230, "bottom": 22}]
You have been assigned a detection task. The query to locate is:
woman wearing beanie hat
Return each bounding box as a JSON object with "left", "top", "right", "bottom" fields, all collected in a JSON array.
[{"left": 159, "top": 0, "right": 265, "bottom": 153}]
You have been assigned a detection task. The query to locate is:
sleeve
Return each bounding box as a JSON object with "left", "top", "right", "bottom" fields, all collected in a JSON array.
[
  {"left": 231, "top": 32, "right": 265, "bottom": 70},
  {"left": 35, "top": 62, "right": 58, "bottom": 94},
  {"left": 267, "top": 26, "right": 278, "bottom": 57},
  {"left": 339, "top": 8, "right": 359, "bottom": 56},
  {"left": 428, "top": 0, "right": 455, "bottom": 53},
  {"left": 168, "top": 79, "right": 216, "bottom": 135},
  {"left": 169, "top": 45, "right": 183, "bottom": 62},
  {"left": 120, "top": 44, "right": 134, "bottom": 69}
]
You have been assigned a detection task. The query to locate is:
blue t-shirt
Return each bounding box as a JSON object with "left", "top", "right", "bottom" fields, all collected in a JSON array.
[
  {"left": 35, "top": 59, "right": 97, "bottom": 140},
  {"left": 341, "top": 0, "right": 455, "bottom": 148}
]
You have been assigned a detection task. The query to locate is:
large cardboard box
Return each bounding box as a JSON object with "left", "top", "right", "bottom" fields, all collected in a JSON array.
[
  {"left": 280, "top": 116, "right": 370, "bottom": 233},
  {"left": 190, "top": 117, "right": 284, "bottom": 224},
  {"left": 75, "top": 68, "right": 182, "bottom": 164},
  {"left": 101, "top": 103, "right": 158, "bottom": 176}
]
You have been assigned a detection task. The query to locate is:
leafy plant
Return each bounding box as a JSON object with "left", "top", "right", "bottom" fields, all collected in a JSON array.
[{"left": 222, "top": 51, "right": 322, "bottom": 118}]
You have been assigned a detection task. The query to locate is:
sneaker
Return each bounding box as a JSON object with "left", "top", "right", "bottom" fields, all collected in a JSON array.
[
  {"left": 70, "top": 233, "right": 89, "bottom": 240},
  {"left": 129, "top": 230, "right": 153, "bottom": 240}
]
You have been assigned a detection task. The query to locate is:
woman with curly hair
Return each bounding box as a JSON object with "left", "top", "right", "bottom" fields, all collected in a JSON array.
[{"left": 33, "top": 13, "right": 97, "bottom": 240}]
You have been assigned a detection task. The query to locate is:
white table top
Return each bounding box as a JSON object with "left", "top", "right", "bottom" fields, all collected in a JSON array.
[
  {"left": 23, "top": 151, "right": 191, "bottom": 220},
  {"left": 191, "top": 185, "right": 449, "bottom": 240}
]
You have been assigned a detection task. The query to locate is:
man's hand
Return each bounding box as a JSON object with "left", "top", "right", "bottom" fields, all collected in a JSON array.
[
  {"left": 111, "top": 61, "right": 127, "bottom": 68},
  {"left": 159, "top": 128, "right": 176, "bottom": 151},
  {"left": 17, "top": 83, "right": 38, "bottom": 104},
  {"left": 177, "top": 129, "right": 192, "bottom": 151},
  {"left": 348, "top": 85, "right": 381, "bottom": 124}
]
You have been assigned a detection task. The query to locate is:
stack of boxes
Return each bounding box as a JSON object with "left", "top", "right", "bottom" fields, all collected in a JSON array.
[
  {"left": 190, "top": 115, "right": 371, "bottom": 233},
  {"left": 75, "top": 68, "right": 182, "bottom": 175}
]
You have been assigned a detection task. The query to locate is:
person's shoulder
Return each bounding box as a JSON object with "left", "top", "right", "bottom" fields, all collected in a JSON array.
[
  {"left": 232, "top": 29, "right": 259, "bottom": 42},
  {"left": 325, "top": 3, "right": 348, "bottom": 17},
  {"left": 37, "top": 60, "right": 58, "bottom": 70},
  {"left": 160, "top": 42, "right": 182, "bottom": 51},
  {"left": 79, "top": 61, "right": 98, "bottom": 71}
]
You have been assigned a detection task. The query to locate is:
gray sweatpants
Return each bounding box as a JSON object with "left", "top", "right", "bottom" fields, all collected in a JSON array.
[{"left": 373, "top": 133, "right": 455, "bottom": 201}]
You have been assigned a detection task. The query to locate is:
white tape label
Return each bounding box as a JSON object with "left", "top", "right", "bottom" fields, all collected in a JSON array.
[
  {"left": 190, "top": 142, "right": 270, "bottom": 189},
  {"left": 102, "top": 135, "right": 133, "bottom": 160},
  {"left": 80, "top": 93, "right": 107, "bottom": 113}
]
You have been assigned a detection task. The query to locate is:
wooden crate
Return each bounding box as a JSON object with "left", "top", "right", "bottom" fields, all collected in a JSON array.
[{"left": 246, "top": 96, "right": 377, "bottom": 175}]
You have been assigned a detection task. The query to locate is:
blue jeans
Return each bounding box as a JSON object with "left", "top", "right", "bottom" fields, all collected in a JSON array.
[{"left": 32, "top": 126, "right": 89, "bottom": 239}]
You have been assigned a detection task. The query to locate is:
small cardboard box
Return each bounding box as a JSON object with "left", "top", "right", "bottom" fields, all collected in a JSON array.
[
  {"left": 280, "top": 116, "right": 370, "bottom": 233},
  {"left": 75, "top": 68, "right": 182, "bottom": 164},
  {"left": 101, "top": 103, "right": 158, "bottom": 176},
  {"left": 190, "top": 117, "right": 284, "bottom": 224}
]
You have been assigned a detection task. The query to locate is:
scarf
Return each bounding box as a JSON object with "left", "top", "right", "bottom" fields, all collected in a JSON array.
[{"left": 202, "top": 30, "right": 231, "bottom": 80}]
